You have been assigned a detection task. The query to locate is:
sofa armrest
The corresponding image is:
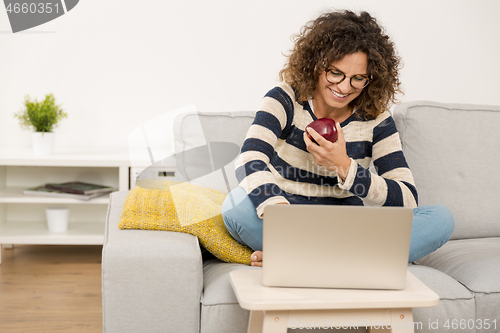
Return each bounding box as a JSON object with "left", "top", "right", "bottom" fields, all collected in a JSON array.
[{"left": 102, "top": 191, "right": 203, "bottom": 333}]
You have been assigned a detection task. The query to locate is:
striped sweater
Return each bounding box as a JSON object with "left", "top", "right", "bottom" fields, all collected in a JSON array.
[{"left": 235, "top": 83, "right": 418, "bottom": 218}]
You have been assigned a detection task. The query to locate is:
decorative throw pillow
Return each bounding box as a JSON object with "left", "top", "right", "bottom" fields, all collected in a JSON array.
[{"left": 118, "top": 179, "right": 252, "bottom": 265}]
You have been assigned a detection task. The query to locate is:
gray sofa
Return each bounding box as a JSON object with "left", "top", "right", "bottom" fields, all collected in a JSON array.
[{"left": 102, "top": 101, "right": 500, "bottom": 333}]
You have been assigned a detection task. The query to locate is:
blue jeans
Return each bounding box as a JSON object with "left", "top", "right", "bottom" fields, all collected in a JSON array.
[{"left": 222, "top": 187, "right": 455, "bottom": 263}]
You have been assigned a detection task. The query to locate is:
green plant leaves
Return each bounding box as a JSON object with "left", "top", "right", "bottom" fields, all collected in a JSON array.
[{"left": 14, "top": 94, "right": 67, "bottom": 133}]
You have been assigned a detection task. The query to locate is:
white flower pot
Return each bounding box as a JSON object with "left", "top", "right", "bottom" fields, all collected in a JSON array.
[
  {"left": 32, "top": 132, "right": 55, "bottom": 155},
  {"left": 46, "top": 206, "right": 70, "bottom": 232}
]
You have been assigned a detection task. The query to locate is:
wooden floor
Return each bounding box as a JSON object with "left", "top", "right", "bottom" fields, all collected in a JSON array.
[{"left": 0, "top": 245, "right": 103, "bottom": 332}]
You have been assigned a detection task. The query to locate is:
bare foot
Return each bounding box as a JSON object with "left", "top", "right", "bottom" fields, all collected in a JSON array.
[{"left": 250, "top": 251, "right": 263, "bottom": 267}]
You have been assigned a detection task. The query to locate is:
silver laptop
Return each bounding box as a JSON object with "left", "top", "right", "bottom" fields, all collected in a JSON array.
[{"left": 262, "top": 205, "right": 413, "bottom": 290}]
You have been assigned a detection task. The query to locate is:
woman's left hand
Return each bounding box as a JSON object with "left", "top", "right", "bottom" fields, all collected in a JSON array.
[{"left": 304, "top": 121, "right": 351, "bottom": 180}]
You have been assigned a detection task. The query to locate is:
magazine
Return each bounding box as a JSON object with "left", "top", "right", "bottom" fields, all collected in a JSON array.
[
  {"left": 44, "top": 181, "right": 114, "bottom": 195},
  {"left": 23, "top": 185, "right": 110, "bottom": 201}
]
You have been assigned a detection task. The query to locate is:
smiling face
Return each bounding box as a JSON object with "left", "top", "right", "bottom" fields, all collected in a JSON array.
[{"left": 313, "top": 52, "right": 369, "bottom": 119}]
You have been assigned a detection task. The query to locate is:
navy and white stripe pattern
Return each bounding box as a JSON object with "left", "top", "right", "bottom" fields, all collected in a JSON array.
[{"left": 235, "top": 83, "right": 418, "bottom": 218}]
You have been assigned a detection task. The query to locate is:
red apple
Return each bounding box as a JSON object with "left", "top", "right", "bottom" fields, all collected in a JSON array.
[{"left": 305, "top": 118, "right": 338, "bottom": 144}]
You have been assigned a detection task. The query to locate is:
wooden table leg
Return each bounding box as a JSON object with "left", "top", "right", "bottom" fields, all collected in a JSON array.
[
  {"left": 387, "top": 308, "right": 414, "bottom": 333},
  {"left": 261, "top": 310, "right": 289, "bottom": 333},
  {"left": 247, "top": 311, "right": 264, "bottom": 333}
]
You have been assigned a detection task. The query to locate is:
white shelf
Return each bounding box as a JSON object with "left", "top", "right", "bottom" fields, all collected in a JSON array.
[
  {"left": 0, "top": 221, "right": 104, "bottom": 245},
  {"left": 0, "top": 186, "right": 111, "bottom": 204},
  {"left": 0, "top": 150, "right": 135, "bottom": 263},
  {"left": 0, "top": 148, "right": 130, "bottom": 167}
]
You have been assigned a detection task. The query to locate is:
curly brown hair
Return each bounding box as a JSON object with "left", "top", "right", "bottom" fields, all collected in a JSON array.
[{"left": 279, "top": 10, "right": 402, "bottom": 120}]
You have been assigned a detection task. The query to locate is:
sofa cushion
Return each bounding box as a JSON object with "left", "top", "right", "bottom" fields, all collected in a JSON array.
[
  {"left": 118, "top": 181, "right": 252, "bottom": 264},
  {"left": 408, "top": 265, "right": 475, "bottom": 333},
  {"left": 393, "top": 101, "right": 500, "bottom": 239},
  {"left": 408, "top": 264, "right": 475, "bottom": 299},
  {"left": 201, "top": 259, "right": 258, "bottom": 305},
  {"left": 416, "top": 238, "right": 500, "bottom": 332},
  {"left": 200, "top": 259, "right": 258, "bottom": 333},
  {"left": 416, "top": 238, "right": 500, "bottom": 294},
  {"left": 173, "top": 111, "right": 255, "bottom": 193}
]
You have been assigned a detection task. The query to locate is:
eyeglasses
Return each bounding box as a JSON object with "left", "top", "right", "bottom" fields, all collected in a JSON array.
[{"left": 325, "top": 68, "right": 372, "bottom": 90}]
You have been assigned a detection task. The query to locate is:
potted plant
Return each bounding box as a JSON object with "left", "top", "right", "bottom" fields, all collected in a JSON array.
[{"left": 14, "top": 94, "right": 67, "bottom": 155}]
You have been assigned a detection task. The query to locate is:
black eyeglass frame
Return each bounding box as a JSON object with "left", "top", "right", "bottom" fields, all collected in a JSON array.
[{"left": 325, "top": 68, "right": 372, "bottom": 90}]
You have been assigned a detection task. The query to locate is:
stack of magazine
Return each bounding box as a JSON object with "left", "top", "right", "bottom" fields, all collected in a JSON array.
[{"left": 23, "top": 181, "right": 114, "bottom": 201}]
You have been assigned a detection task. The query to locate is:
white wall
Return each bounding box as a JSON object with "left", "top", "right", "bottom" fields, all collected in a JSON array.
[{"left": 1, "top": 0, "right": 499, "bottom": 153}]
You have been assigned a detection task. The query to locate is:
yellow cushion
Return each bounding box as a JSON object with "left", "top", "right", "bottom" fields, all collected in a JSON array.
[{"left": 118, "top": 179, "right": 252, "bottom": 265}]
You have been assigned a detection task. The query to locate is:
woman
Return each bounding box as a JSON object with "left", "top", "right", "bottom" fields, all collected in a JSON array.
[{"left": 222, "top": 10, "right": 454, "bottom": 267}]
